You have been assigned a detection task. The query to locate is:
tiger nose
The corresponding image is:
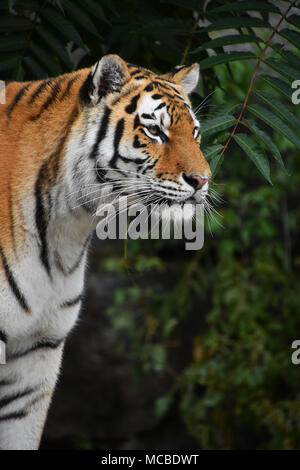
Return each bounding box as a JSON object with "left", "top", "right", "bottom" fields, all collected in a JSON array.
[{"left": 182, "top": 172, "right": 211, "bottom": 189}]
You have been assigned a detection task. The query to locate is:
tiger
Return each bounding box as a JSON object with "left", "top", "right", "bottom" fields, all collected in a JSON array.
[{"left": 0, "top": 54, "right": 211, "bottom": 450}]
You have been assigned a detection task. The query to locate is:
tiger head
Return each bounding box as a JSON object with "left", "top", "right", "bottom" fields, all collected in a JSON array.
[{"left": 69, "top": 54, "right": 211, "bottom": 216}]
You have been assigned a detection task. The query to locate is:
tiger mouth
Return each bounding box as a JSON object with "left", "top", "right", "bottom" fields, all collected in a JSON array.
[{"left": 150, "top": 194, "right": 207, "bottom": 207}]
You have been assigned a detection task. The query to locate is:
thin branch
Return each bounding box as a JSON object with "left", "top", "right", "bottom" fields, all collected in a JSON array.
[
  {"left": 180, "top": 11, "right": 201, "bottom": 65},
  {"left": 220, "top": 0, "right": 298, "bottom": 157}
]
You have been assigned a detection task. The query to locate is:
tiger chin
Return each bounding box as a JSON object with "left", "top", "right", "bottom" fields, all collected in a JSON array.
[{"left": 0, "top": 54, "right": 211, "bottom": 450}]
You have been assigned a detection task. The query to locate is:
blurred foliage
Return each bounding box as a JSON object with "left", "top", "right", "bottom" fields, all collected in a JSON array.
[
  {"left": 1, "top": 0, "right": 300, "bottom": 179},
  {"left": 2, "top": 0, "right": 300, "bottom": 450}
]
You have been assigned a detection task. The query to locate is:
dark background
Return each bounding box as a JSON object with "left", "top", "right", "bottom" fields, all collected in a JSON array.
[{"left": 1, "top": 0, "right": 300, "bottom": 450}]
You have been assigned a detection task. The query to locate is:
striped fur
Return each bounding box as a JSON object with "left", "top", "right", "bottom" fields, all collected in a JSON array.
[{"left": 0, "top": 54, "right": 211, "bottom": 449}]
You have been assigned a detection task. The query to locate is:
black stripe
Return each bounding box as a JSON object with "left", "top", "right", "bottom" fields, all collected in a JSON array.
[
  {"left": 133, "top": 114, "right": 140, "bottom": 129},
  {"left": 7, "top": 83, "right": 31, "bottom": 117},
  {"left": 30, "top": 77, "right": 65, "bottom": 121},
  {"left": 0, "top": 410, "right": 28, "bottom": 422},
  {"left": 60, "top": 294, "right": 83, "bottom": 309},
  {"left": 114, "top": 119, "right": 125, "bottom": 148},
  {"left": 0, "top": 331, "right": 7, "bottom": 343},
  {"left": 152, "top": 94, "right": 163, "bottom": 100},
  {"left": 120, "top": 156, "right": 146, "bottom": 165},
  {"left": 89, "top": 106, "right": 111, "bottom": 159},
  {"left": 60, "top": 74, "right": 80, "bottom": 100},
  {"left": 174, "top": 114, "right": 180, "bottom": 125},
  {"left": 141, "top": 159, "right": 157, "bottom": 173},
  {"left": 134, "top": 75, "right": 146, "bottom": 80},
  {"left": 151, "top": 80, "right": 174, "bottom": 92},
  {"left": 130, "top": 69, "right": 141, "bottom": 76},
  {"left": 155, "top": 126, "right": 169, "bottom": 142},
  {"left": 79, "top": 71, "right": 93, "bottom": 104},
  {"left": 8, "top": 338, "right": 65, "bottom": 361},
  {"left": 0, "top": 387, "right": 36, "bottom": 410},
  {"left": 155, "top": 102, "right": 166, "bottom": 111},
  {"left": 34, "top": 163, "right": 51, "bottom": 277},
  {"left": 133, "top": 135, "right": 146, "bottom": 149},
  {"left": 0, "top": 379, "right": 14, "bottom": 387},
  {"left": 28, "top": 79, "right": 53, "bottom": 104},
  {"left": 141, "top": 113, "right": 154, "bottom": 120},
  {"left": 110, "top": 118, "right": 125, "bottom": 168},
  {"left": 168, "top": 105, "right": 174, "bottom": 124},
  {"left": 144, "top": 83, "right": 154, "bottom": 92},
  {"left": 55, "top": 235, "right": 90, "bottom": 276},
  {"left": 0, "top": 246, "right": 30, "bottom": 313},
  {"left": 95, "top": 165, "right": 106, "bottom": 183},
  {"left": 125, "top": 94, "right": 140, "bottom": 114}
]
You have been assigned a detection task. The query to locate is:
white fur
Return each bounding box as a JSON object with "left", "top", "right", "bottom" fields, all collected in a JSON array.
[{"left": 179, "top": 63, "right": 200, "bottom": 94}]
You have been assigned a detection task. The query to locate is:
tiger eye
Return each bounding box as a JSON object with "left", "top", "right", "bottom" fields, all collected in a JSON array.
[{"left": 148, "top": 125, "right": 159, "bottom": 135}]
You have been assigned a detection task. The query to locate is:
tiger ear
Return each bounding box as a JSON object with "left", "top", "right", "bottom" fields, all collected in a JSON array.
[
  {"left": 81, "top": 54, "right": 130, "bottom": 105},
  {"left": 162, "top": 63, "right": 199, "bottom": 94}
]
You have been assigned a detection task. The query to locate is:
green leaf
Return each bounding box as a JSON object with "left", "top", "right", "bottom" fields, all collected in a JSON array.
[
  {"left": 245, "top": 119, "right": 286, "bottom": 171},
  {"left": 1, "top": 0, "right": 38, "bottom": 8},
  {"left": 248, "top": 104, "right": 300, "bottom": 149},
  {"left": 100, "top": 0, "right": 119, "bottom": 17},
  {"left": 9, "top": 0, "right": 16, "bottom": 10},
  {"left": 197, "top": 17, "right": 270, "bottom": 33},
  {"left": 12, "top": 62, "right": 24, "bottom": 81},
  {"left": 62, "top": 0, "right": 102, "bottom": 39},
  {"left": 15, "top": 0, "right": 41, "bottom": 10},
  {"left": 30, "top": 43, "right": 60, "bottom": 76},
  {"left": 264, "top": 58, "right": 299, "bottom": 82},
  {"left": 82, "top": 0, "right": 111, "bottom": 25},
  {"left": 36, "top": 26, "right": 72, "bottom": 69},
  {"left": 155, "top": 394, "right": 173, "bottom": 418},
  {"left": 234, "top": 133, "right": 272, "bottom": 184},
  {"left": 162, "top": 0, "right": 204, "bottom": 10},
  {"left": 0, "top": 16, "right": 33, "bottom": 32},
  {"left": 227, "top": 103, "right": 242, "bottom": 115},
  {"left": 259, "top": 75, "right": 291, "bottom": 100},
  {"left": 24, "top": 56, "right": 48, "bottom": 79},
  {"left": 209, "top": 1, "right": 280, "bottom": 14},
  {"left": 0, "top": 35, "right": 27, "bottom": 52},
  {"left": 200, "top": 51, "right": 256, "bottom": 70},
  {"left": 214, "top": 131, "right": 230, "bottom": 144},
  {"left": 54, "top": 0, "right": 64, "bottom": 14},
  {"left": 142, "top": 18, "right": 192, "bottom": 35},
  {"left": 201, "top": 115, "right": 236, "bottom": 138},
  {"left": 211, "top": 103, "right": 242, "bottom": 116},
  {"left": 210, "top": 153, "right": 224, "bottom": 178},
  {"left": 190, "top": 34, "right": 263, "bottom": 54},
  {"left": 286, "top": 14, "right": 300, "bottom": 30},
  {"left": 254, "top": 90, "right": 300, "bottom": 128},
  {"left": 278, "top": 29, "right": 300, "bottom": 51},
  {"left": 202, "top": 144, "right": 224, "bottom": 161},
  {"left": 0, "top": 56, "right": 19, "bottom": 71},
  {"left": 41, "top": 8, "right": 86, "bottom": 49},
  {"left": 269, "top": 44, "right": 300, "bottom": 72}
]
